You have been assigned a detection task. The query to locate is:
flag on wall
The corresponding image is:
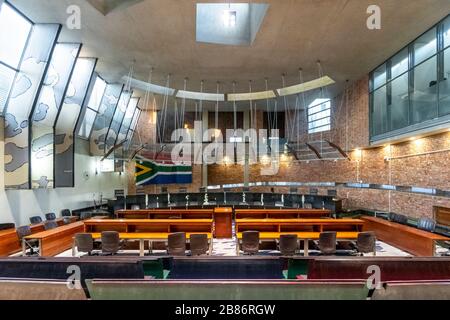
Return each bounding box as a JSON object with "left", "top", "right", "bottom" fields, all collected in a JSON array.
[{"left": 135, "top": 156, "right": 192, "bottom": 186}]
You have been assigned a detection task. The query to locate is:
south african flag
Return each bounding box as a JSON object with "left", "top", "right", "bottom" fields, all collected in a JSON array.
[{"left": 135, "top": 156, "right": 192, "bottom": 185}]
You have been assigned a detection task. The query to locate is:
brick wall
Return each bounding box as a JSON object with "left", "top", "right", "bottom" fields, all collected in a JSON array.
[{"left": 130, "top": 77, "right": 450, "bottom": 220}]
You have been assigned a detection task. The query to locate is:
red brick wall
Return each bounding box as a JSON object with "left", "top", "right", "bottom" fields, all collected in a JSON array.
[{"left": 131, "top": 77, "right": 450, "bottom": 220}]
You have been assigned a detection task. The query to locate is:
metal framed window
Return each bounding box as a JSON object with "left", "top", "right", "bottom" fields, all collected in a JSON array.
[{"left": 308, "top": 98, "right": 331, "bottom": 134}]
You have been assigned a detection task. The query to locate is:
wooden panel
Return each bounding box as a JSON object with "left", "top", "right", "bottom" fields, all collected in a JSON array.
[
  {"left": 361, "top": 216, "right": 450, "bottom": 257},
  {"left": 235, "top": 209, "right": 331, "bottom": 219},
  {"left": 435, "top": 207, "right": 450, "bottom": 227},
  {"left": 236, "top": 231, "right": 359, "bottom": 240},
  {"left": 25, "top": 222, "right": 85, "bottom": 257},
  {"left": 84, "top": 219, "right": 213, "bottom": 234},
  {"left": 0, "top": 218, "right": 73, "bottom": 257},
  {"left": 116, "top": 209, "right": 214, "bottom": 219},
  {"left": 235, "top": 219, "right": 364, "bottom": 233},
  {"left": 214, "top": 207, "right": 233, "bottom": 238}
]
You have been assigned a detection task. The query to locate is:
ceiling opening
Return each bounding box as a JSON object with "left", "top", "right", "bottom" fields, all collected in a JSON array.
[{"left": 196, "top": 2, "right": 269, "bottom": 46}]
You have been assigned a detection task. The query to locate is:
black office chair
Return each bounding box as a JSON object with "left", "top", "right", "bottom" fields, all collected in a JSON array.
[
  {"left": 61, "top": 209, "right": 71, "bottom": 217},
  {"left": 75, "top": 233, "right": 94, "bottom": 256},
  {"left": 417, "top": 217, "right": 436, "bottom": 232},
  {"left": 318, "top": 231, "right": 337, "bottom": 255},
  {"left": 241, "top": 231, "right": 260, "bottom": 255},
  {"left": 390, "top": 213, "right": 408, "bottom": 225},
  {"left": 189, "top": 234, "right": 209, "bottom": 256},
  {"left": 356, "top": 232, "right": 376, "bottom": 256},
  {"left": 0, "top": 223, "right": 15, "bottom": 231},
  {"left": 44, "top": 220, "right": 58, "bottom": 230},
  {"left": 29, "top": 216, "right": 43, "bottom": 225},
  {"left": 279, "top": 234, "right": 298, "bottom": 256},
  {"left": 16, "top": 226, "right": 39, "bottom": 256},
  {"left": 62, "top": 217, "right": 72, "bottom": 225},
  {"left": 168, "top": 232, "right": 187, "bottom": 256},
  {"left": 80, "top": 212, "right": 92, "bottom": 220},
  {"left": 45, "top": 213, "right": 57, "bottom": 221},
  {"left": 101, "top": 231, "right": 122, "bottom": 255}
]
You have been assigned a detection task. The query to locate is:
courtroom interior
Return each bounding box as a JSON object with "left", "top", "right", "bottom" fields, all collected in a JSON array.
[{"left": 0, "top": 0, "right": 450, "bottom": 301}]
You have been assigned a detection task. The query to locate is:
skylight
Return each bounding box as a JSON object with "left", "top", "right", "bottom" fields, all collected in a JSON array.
[{"left": 196, "top": 3, "right": 269, "bottom": 46}]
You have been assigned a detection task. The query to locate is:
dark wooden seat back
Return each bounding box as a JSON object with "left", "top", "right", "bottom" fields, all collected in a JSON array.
[{"left": 168, "top": 232, "right": 186, "bottom": 256}]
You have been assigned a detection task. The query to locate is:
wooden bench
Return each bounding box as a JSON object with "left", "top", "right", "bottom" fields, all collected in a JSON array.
[
  {"left": 236, "top": 231, "right": 360, "bottom": 256},
  {"left": 76, "top": 232, "right": 213, "bottom": 256},
  {"left": 235, "top": 218, "right": 364, "bottom": 233},
  {"left": 235, "top": 209, "right": 331, "bottom": 219},
  {"left": 361, "top": 216, "right": 450, "bottom": 256},
  {"left": 115, "top": 209, "right": 214, "bottom": 219},
  {"left": 0, "top": 217, "right": 78, "bottom": 257},
  {"left": 23, "top": 221, "right": 85, "bottom": 256},
  {"left": 83, "top": 219, "right": 213, "bottom": 234}
]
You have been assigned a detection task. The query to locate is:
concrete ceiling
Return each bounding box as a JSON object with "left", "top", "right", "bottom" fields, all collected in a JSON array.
[{"left": 9, "top": 0, "right": 450, "bottom": 102}]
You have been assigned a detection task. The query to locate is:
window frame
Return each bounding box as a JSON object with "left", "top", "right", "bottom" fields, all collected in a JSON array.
[
  {"left": 307, "top": 98, "right": 331, "bottom": 134},
  {"left": 369, "top": 14, "right": 450, "bottom": 142}
]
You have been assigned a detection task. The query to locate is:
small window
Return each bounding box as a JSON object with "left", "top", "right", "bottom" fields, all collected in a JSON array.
[
  {"left": 0, "top": 3, "right": 32, "bottom": 69},
  {"left": 308, "top": 98, "right": 331, "bottom": 134}
]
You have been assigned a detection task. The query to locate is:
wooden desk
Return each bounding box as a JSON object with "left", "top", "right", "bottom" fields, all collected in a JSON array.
[
  {"left": 23, "top": 221, "right": 84, "bottom": 257},
  {"left": 84, "top": 219, "right": 213, "bottom": 234},
  {"left": 235, "top": 219, "right": 364, "bottom": 233},
  {"left": 235, "top": 209, "right": 331, "bottom": 219},
  {"left": 77, "top": 232, "right": 213, "bottom": 256},
  {"left": 236, "top": 231, "right": 359, "bottom": 256},
  {"left": 214, "top": 207, "right": 232, "bottom": 238},
  {"left": 0, "top": 217, "right": 78, "bottom": 257},
  {"left": 115, "top": 209, "right": 214, "bottom": 219},
  {"left": 361, "top": 216, "right": 450, "bottom": 256}
]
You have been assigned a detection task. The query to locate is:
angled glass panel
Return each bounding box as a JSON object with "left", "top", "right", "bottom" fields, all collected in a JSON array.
[
  {"left": 3, "top": 23, "right": 60, "bottom": 190},
  {"left": 410, "top": 56, "right": 438, "bottom": 124},
  {"left": 0, "top": 4, "right": 32, "bottom": 68},
  {"left": 0, "top": 63, "right": 15, "bottom": 113},
  {"left": 87, "top": 76, "right": 106, "bottom": 111},
  {"left": 105, "top": 90, "right": 132, "bottom": 149},
  {"left": 30, "top": 43, "right": 81, "bottom": 189},
  {"left": 125, "top": 109, "right": 141, "bottom": 149},
  {"left": 55, "top": 58, "right": 96, "bottom": 187},
  {"left": 117, "top": 96, "right": 139, "bottom": 143},
  {"left": 79, "top": 108, "right": 97, "bottom": 139},
  {"left": 413, "top": 27, "right": 437, "bottom": 66},
  {"left": 89, "top": 83, "right": 123, "bottom": 155}
]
